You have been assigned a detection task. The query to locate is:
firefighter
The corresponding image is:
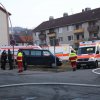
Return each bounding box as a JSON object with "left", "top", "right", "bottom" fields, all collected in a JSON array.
[
  {"left": 0, "top": 50, "right": 7, "bottom": 70},
  {"left": 8, "top": 49, "right": 13, "bottom": 70},
  {"left": 17, "top": 49, "right": 23, "bottom": 73},
  {"left": 69, "top": 50, "right": 77, "bottom": 71}
]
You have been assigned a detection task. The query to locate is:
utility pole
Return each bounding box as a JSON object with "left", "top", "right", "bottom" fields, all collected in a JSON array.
[{"left": 53, "top": 38, "right": 57, "bottom": 68}]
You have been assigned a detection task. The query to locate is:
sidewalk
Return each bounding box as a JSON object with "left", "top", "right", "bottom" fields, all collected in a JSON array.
[{"left": 0, "top": 62, "right": 72, "bottom": 75}]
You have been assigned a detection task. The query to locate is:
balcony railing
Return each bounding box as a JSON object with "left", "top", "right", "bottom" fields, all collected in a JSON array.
[
  {"left": 88, "top": 37, "right": 100, "bottom": 41},
  {"left": 87, "top": 25, "right": 99, "bottom": 33},
  {"left": 48, "top": 32, "right": 56, "bottom": 37},
  {"left": 74, "top": 28, "right": 84, "bottom": 34},
  {"left": 74, "top": 39, "right": 84, "bottom": 44}
]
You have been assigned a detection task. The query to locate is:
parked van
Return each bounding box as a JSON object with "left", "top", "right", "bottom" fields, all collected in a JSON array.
[
  {"left": 0, "top": 45, "right": 42, "bottom": 60},
  {"left": 20, "top": 49, "right": 62, "bottom": 67}
]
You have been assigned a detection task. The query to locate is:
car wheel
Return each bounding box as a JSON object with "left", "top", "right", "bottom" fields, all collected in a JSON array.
[{"left": 49, "top": 63, "right": 56, "bottom": 68}]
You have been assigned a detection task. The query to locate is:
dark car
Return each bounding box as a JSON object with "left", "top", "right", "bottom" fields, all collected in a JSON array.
[{"left": 20, "top": 49, "right": 62, "bottom": 67}]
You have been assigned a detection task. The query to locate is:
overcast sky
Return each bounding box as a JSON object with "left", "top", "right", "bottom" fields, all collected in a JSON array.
[{"left": 0, "top": 0, "right": 100, "bottom": 29}]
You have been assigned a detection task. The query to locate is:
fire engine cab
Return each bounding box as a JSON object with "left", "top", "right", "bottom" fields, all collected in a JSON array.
[{"left": 77, "top": 40, "right": 100, "bottom": 69}]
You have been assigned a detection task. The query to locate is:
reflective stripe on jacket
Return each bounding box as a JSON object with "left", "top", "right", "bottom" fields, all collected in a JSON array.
[
  {"left": 17, "top": 52, "right": 23, "bottom": 62},
  {"left": 69, "top": 53, "right": 77, "bottom": 62}
]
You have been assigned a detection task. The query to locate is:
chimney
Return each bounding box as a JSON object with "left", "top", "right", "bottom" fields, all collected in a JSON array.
[
  {"left": 85, "top": 7, "right": 91, "bottom": 11},
  {"left": 49, "top": 16, "right": 54, "bottom": 21},
  {"left": 82, "top": 9, "right": 85, "bottom": 12},
  {"left": 63, "top": 13, "right": 68, "bottom": 17}
]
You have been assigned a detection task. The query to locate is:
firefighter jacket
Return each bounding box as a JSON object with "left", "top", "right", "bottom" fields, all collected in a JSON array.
[
  {"left": 17, "top": 52, "right": 23, "bottom": 62},
  {"left": 69, "top": 52, "right": 77, "bottom": 62}
]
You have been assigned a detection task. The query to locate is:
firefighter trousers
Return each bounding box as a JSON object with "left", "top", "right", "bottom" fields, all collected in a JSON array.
[
  {"left": 71, "top": 61, "right": 77, "bottom": 69},
  {"left": 17, "top": 61, "right": 23, "bottom": 72}
]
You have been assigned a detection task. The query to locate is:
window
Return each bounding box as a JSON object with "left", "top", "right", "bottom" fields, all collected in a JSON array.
[
  {"left": 77, "top": 46, "right": 95, "bottom": 54},
  {"left": 31, "top": 50, "right": 42, "bottom": 56},
  {"left": 58, "top": 28, "right": 63, "bottom": 33},
  {"left": 49, "top": 28, "right": 54, "bottom": 33},
  {"left": 36, "top": 32, "right": 39, "bottom": 37},
  {"left": 66, "top": 26, "right": 69, "bottom": 31},
  {"left": 68, "top": 36, "right": 71, "bottom": 41},
  {"left": 67, "top": 26, "right": 73, "bottom": 31},
  {"left": 43, "top": 51, "right": 51, "bottom": 56},
  {"left": 88, "top": 21, "right": 96, "bottom": 26},
  {"left": 68, "top": 35, "right": 73, "bottom": 41},
  {"left": 22, "top": 50, "right": 30, "bottom": 55},
  {"left": 58, "top": 37, "right": 63, "bottom": 42},
  {"left": 93, "top": 33, "right": 97, "bottom": 37},
  {"left": 82, "top": 34, "right": 84, "bottom": 38},
  {"left": 75, "top": 24, "right": 82, "bottom": 29},
  {"left": 76, "top": 34, "right": 79, "bottom": 40}
]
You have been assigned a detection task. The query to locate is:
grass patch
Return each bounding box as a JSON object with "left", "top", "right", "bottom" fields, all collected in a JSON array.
[
  {"left": 27, "top": 61, "right": 72, "bottom": 72},
  {"left": 58, "top": 61, "right": 72, "bottom": 71}
]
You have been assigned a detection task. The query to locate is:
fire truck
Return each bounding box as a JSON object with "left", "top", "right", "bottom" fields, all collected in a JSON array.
[{"left": 77, "top": 40, "right": 100, "bottom": 69}]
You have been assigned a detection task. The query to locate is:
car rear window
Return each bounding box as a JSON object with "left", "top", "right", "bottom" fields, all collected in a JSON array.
[
  {"left": 22, "top": 50, "right": 30, "bottom": 55},
  {"left": 31, "top": 50, "right": 42, "bottom": 56}
]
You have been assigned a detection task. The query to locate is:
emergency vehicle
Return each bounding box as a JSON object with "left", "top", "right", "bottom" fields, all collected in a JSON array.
[
  {"left": 0, "top": 45, "right": 42, "bottom": 60},
  {"left": 77, "top": 40, "right": 100, "bottom": 69},
  {"left": 42, "top": 44, "right": 74, "bottom": 61}
]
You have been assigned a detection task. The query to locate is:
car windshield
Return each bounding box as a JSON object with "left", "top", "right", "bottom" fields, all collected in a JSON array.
[{"left": 77, "top": 46, "right": 95, "bottom": 55}]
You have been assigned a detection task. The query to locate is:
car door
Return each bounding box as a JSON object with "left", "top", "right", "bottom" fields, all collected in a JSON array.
[
  {"left": 29, "top": 50, "right": 43, "bottom": 65},
  {"left": 22, "top": 49, "right": 30, "bottom": 65},
  {"left": 42, "top": 50, "right": 54, "bottom": 66}
]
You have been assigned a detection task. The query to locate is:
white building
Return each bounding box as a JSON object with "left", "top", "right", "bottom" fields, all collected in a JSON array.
[
  {"left": 0, "top": 6, "right": 11, "bottom": 46},
  {"left": 33, "top": 7, "right": 100, "bottom": 49}
]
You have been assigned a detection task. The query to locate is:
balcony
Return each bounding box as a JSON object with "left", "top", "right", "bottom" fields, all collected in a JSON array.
[
  {"left": 74, "top": 39, "right": 83, "bottom": 44},
  {"left": 87, "top": 25, "right": 99, "bottom": 33},
  {"left": 74, "top": 28, "right": 84, "bottom": 34},
  {"left": 39, "top": 33, "right": 46, "bottom": 40},
  {"left": 48, "top": 32, "right": 56, "bottom": 37},
  {"left": 88, "top": 37, "right": 100, "bottom": 41}
]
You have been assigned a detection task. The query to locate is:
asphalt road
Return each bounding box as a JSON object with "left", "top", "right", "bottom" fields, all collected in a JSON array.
[{"left": 0, "top": 68, "right": 100, "bottom": 100}]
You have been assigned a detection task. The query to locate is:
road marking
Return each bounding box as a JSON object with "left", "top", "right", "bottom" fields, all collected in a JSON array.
[
  {"left": 0, "top": 82, "right": 100, "bottom": 88},
  {"left": 92, "top": 68, "right": 100, "bottom": 75}
]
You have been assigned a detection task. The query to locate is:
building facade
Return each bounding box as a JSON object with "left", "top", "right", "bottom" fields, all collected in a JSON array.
[
  {"left": 33, "top": 8, "right": 100, "bottom": 49},
  {"left": 0, "top": 6, "right": 11, "bottom": 46}
]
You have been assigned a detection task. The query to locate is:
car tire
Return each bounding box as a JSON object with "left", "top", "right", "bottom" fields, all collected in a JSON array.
[{"left": 48, "top": 63, "right": 56, "bottom": 68}]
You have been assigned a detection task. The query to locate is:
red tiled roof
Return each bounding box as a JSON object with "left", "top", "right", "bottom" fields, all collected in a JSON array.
[
  {"left": 10, "top": 34, "right": 33, "bottom": 43},
  {"left": 19, "top": 36, "right": 33, "bottom": 42}
]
